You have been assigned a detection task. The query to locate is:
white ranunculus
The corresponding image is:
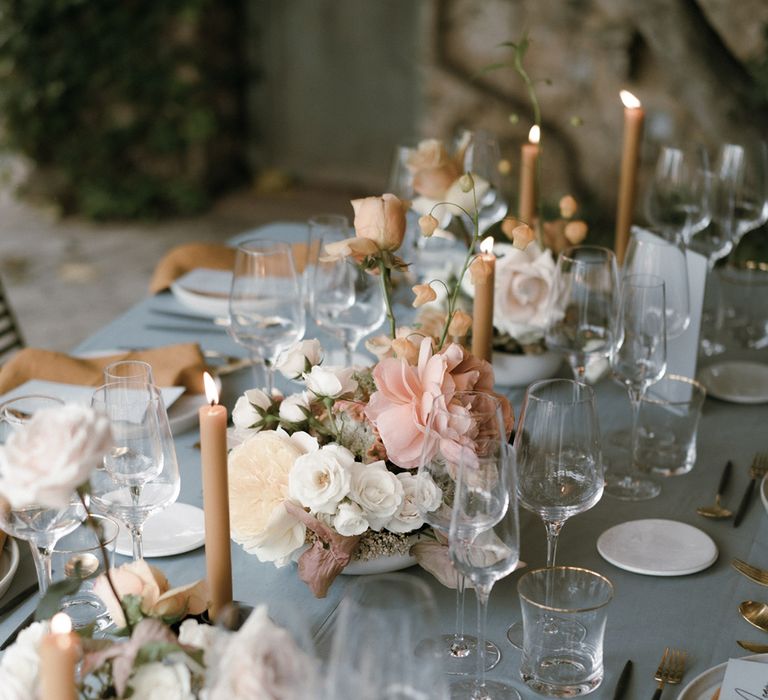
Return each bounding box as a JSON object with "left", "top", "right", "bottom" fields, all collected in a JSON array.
[
  {"left": 128, "top": 661, "right": 195, "bottom": 700},
  {"left": 231, "top": 389, "right": 272, "bottom": 432},
  {"left": 278, "top": 392, "right": 310, "bottom": 424},
  {"left": 333, "top": 500, "right": 369, "bottom": 536},
  {"left": 0, "top": 620, "right": 48, "bottom": 700},
  {"left": 0, "top": 404, "right": 111, "bottom": 509},
  {"left": 387, "top": 471, "right": 442, "bottom": 534},
  {"left": 303, "top": 365, "right": 357, "bottom": 399},
  {"left": 349, "top": 461, "right": 404, "bottom": 531},
  {"left": 205, "top": 605, "right": 318, "bottom": 700},
  {"left": 275, "top": 339, "right": 324, "bottom": 380},
  {"left": 288, "top": 444, "right": 354, "bottom": 514}
]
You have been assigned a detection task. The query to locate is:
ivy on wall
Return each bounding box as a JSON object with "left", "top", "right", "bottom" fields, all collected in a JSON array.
[{"left": 0, "top": 0, "right": 248, "bottom": 219}]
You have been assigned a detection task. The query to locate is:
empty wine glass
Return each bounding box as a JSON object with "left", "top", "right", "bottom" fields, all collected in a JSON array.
[
  {"left": 449, "top": 442, "right": 521, "bottom": 700},
  {"left": 605, "top": 274, "right": 667, "bottom": 501},
  {"left": 507, "top": 378, "right": 603, "bottom": 648},
  {"left": 228, "top": 239, "right": 306, "bottom": 393},
  {"left": 103, "top": 359, "right": 154, "bottom": 384},
  {"left": 310, "top": 232, "right": 386, "bottom": 366},
  {"left": 307, "top": 214, "right": 349, "bottom": 296},
  {"left": 90, "top": 381, "right": 180, "bottom": 560},
  {"left": 645, "top": 144, "right": 712, "bottom": 244},
  {"left": 544, "top": 246, "right": 620, "bottom": 381},
  {"left": 416, "top": 391, "right": 508, "bottom": 675}
]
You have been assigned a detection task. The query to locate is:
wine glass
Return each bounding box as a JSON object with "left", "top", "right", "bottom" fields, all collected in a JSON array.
[
  {"left": 310, "top": 232, "right": 386, "bottom": 366},
  {"left": 507, "top": 378, "right": 604, "bottom": 648},
  {"left": 605, "top": 274, "right": 667, "bottom": 500},
  {"left": 0, "top": 395, "right": 85, "bottom": 594},
  {"left": 645, "top": 144, "right": 712, "bottom": 244},
  {"left": 228, "top": 239, "right": 306, "bottom": 393},
  {"left": 90, "top": 381, "right": 180, "bottom": 560},
  {"left": 449, "top": 442, "right": 520, "bottom": 700},
  {"left": 415, "top": 391, "right": 507, "bottom": 675},
  {"left": 544, "top": 246, "right": 620, "bottom": 381},
  {"left": 307, "top": 214, "right": 349, "bottom": 297},
  {"left": 103, "top": 359, "right": 154, "bottom": 384}
]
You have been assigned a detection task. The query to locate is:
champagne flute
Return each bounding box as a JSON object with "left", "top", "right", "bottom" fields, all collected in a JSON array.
[
  {"left": 605, "top": 274, "right": 667, "bottom": 500},
  {"left": 90, "top": 381, "right": 180, "bottom": 560},
  {"left": 415, "top": 391, "right": 508, "bottom": 675},
  {"left": 544, "top": 246, "right": 619, "bottom": 381},
  {"left": 449, "top": 442, "right": 520, "bottom": 700},
  {"left": 228, "top": 240, "right": 306, "bottom": 393},
  {"left": 507, "top": 378, "right": 603, "bottom": 648}
]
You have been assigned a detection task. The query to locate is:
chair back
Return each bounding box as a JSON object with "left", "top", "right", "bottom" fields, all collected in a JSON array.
[{"left": 0, "top": 277, "right": 24, "bottom": 364}]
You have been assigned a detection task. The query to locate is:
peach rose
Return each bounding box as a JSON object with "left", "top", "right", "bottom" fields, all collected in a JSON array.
[
  {"left": 152, "top": 579, "right": 209, "bottom": 621},
  {"left": 93, "top": 560, "right": 169, "bottom": 628},
  {"left": 321, "top": 236, "right": 379, "bottom": 264},
  {"left": 407, "top": 139, "right": 462, "bottom": 199},
  {"left": 351, "top": 194, "right": 408, "bottom": 252}
]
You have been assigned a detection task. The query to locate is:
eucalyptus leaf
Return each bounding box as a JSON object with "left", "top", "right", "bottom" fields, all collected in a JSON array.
[{"left": 35, "top": 577, "right": 84, "bottom": 620}]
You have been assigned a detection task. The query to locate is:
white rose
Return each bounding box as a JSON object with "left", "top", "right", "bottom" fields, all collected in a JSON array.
[
  {"left": 0, "top": 620, "right": 49, "bottom": 700},
  {"left": 288, "top": 444, "right": 354, "bottom": 514},
  {"left": 244, "top": 501, "right": 306, "bottom": 566},
  {"left": 387, "top": 471, "right": 442, "bottom": 534},
  {"left": 278, "top": 392, "right": 310, "bottom": 424},
  {"left": 0, "top": 405, "right": 111, "bottom": 509},
  {"left": 275, "top": 339, "right": 324, "bottom": 380},
  {"left": 178, "top": 619, "right": 225, "bottom": 663},
  {"left": 128, "top": 661, "right": 195, "bottom": 700},
  {"left": 333, "top": 500, "right": 369, "bottom": 536},
  {"left": 349, "top": 461, "right": 404, "bottom": 531},
  {"left": 231, "top": 389, "right": 272, "bottom": 432},
  {"left": 304, "top": 365, "right": 357, "bottom": 399}
]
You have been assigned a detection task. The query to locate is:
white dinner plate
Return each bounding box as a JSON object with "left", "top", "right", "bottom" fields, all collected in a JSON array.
[
  {"left": 170, "top": 268, "right": 232, "bottom": 318},
  {"left": 678, "top": 654, "right": 768, "bottom": 699},
  {"left": 596, "top": 519, "right": 718, "bottom": 576},
  {"left": 115, "top": 502, "right": 205, "bottom": 558},
  {"left": 761, "top": 474, "right": 768, "bottom": 517},
  {"left": 0, "top": 537, "right": 20, "bottom": 600},
  {"left": 698, "top": 361, "right": 768, "bottom": 404}
]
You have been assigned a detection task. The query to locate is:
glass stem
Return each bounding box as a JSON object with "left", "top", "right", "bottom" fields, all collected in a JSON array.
[
  {"left": 474, "top": 583, "right": 492, "bottom": 695},
  {"left": 570, "top": 355, "right": 587, "bottom": 381},
  {"left": 128, "top": 525, "right": 144, "bottom": 561},
  {"left": 627, "top": 387, "right": 642, "bottom": 475},
  {"left": 451, "top": 571, "right": 468, "bottom": 655},
  {"left": 543, "top": 520, "right": 564, "bottom": 568},
  {"left": 264, "top": 359, "right": 274, "bottom": 395},
  {"left": 30, "top": 545, "right": 52, "bottom": 594}
]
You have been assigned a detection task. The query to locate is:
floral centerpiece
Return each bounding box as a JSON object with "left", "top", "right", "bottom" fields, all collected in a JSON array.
[{"left": 227, "top": 187, "right": 514, "bottom": 597}]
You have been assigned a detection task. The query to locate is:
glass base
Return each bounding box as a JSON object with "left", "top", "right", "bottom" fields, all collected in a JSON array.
[
  {"left": 604, "top": 474, "right": 661, "bottom": 501},
  {"left": 60, "top": 592, "right": 111, "bottom": 631},
  {"left": 506, "top": 621, "right": 523, "bottom": 650},
  {"left": 451, "top": 678, "right": 522, "bottom": 700},
  {"left": 440, "top": 634, "right": 501, "bottom": 675}
]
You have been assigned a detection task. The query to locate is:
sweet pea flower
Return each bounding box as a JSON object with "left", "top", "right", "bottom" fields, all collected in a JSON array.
[
  {"left": 448, "top": 309, "right": 472, "bottom": 337},
  {"left": 559, "top": 194, "right": 579, "bottom": 218},
  {"left": 275, "top": 339, "right": 323, "bottom": 380},
  {"left": 418, "top": 214, "right": 439, "bottom": 237},
  {"left": 351, "top": 193, "right": 408, "bottom": 252},
  {"left": 565, "top": 220, "right": 588, "bottom": 245},
  {"left": 412, "top": 282, "right": 437, "bottom": 308},
  {"left": 511, "top": 223, "right": 535, "bottom": 250}
]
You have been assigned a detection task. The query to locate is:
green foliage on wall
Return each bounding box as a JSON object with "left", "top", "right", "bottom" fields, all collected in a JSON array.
[{"left": 0, "top": 0, "right": 247, "bottom": 219}]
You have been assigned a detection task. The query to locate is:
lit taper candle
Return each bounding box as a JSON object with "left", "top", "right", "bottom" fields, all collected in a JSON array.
[
  {"left": 39, "top": 613, "right": 78, "bottom": 700},
  {"left": 471, "top": 236, "right": 496, "bottom": 362},
  {"left": 519, "top": 125, "right": 540, "bottom": 225},
  {"left": 615, "top": 90, "right": 645, "bottom": 264}
]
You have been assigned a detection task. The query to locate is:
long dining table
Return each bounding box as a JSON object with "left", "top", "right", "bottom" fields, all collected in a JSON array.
[{"left": 1, "top": 225, "right": 767, "bottom": 698}]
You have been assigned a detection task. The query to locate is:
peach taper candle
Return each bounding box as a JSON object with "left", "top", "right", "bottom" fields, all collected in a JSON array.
[
  {"left": 614, "top": 90, "right": 645, "bottom": 264},
  {"left": 518, "top": 125, "right": 540, "bottom": 225},
  {"left": 471, "top": 237, "right": 496, "bottom": 362},
  {"left": 39, "top": 613, "right": 78, "bottom": 700}
]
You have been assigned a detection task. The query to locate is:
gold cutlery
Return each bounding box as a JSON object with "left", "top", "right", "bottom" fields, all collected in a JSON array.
[
  {"left": 150, "top": 308, "right": 230, "bottom": 327},
  {"left": 739, "top": 600, "right": 768, "bottom": 632},
  {"left": 651, "top": 647, "right": 686, "bottom": 699},
  {"left": 697, "top": 460, "right": 733, "bottom": 519},
  {"left": 733, "top": 453, "right": 768, "bottom": 527},
  {"left": 738, "top": 640, "right": 768, "bottom": 652},
  {"left": 732, "top": 558, "right": 768, "bottom": 586}
]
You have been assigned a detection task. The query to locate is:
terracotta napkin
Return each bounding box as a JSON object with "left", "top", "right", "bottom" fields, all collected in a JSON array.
[
  {"left": 149, "top": 240, "right": 313, "bottom": 294},
  {"left": 0, "top": 344, "right": 208, "bottom": 395}
]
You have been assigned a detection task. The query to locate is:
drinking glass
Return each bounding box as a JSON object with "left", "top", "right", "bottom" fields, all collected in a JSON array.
[
  {"left": 310, "top": 231, "right": 386, "bottom": 366},
  {"left": 103, "top": 360, "right": 154, "bottom": 384},
  {"left": 228, "top": 239, "right": 306, "bottom": 393},
  {"left": 307, "top": 214, "right": 349, "bottom": 296},
  {"left": 90, "top": 381, "right": 180, "bottom": 560},
  {"left": 544, "top": 246, "right": 619, "bottom": 381},
  {"left": 416, "top": 391, "right": 507, "bottom": 674},
  {"left": 0, "top": 395, "right": 85, "bottom": 595},
  {"left": 605, "top": 274, "right": 667, "bottom": 500},
  {"left": 323, "top": 574, "right": 447, "bottom": 700},
  {"left": 507, "top": 379, "right": 603, "bottom": 648},
  {"left": 449, "top": 442, "right": 520, "bottom": 700},
  {"left": 645, "top": 144, "right": 712, "bottom": 244}
]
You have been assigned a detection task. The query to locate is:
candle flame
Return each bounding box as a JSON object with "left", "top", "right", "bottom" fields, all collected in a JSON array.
[
  {"left": 480, "top": 236, "right": 494, "bottom": 255},
  {"left": 528, "top": 125, "right": 540, "bottom": 145},
  {"left": 620, "top": 90, "right": 641, "bottom": 109},
  {"left": 51, "top": 612, "right": 72, "bottom": 635},
  {"left": 203, "top": 372, "right": 219, "bottom": 405}
]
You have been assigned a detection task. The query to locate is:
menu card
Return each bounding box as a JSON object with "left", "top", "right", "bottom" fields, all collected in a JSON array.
[{"left": 719, "top": 658, "right": 768, "bottom": 699}]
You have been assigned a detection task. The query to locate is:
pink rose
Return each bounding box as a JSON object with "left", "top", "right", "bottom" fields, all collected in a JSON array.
[{"left": 351, "top": 194, "right": 408, "bottom": 252}]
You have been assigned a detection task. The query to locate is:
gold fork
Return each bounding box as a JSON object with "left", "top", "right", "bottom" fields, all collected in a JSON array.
[
  {"left": 652, "top": 647, "right": 687, "bottom": 700},
  {"left": 732, "top": 558, "right": 768, "bottom": 586},
  {"left": 733, "top": 453, "right": 768, "bottom": 527}
]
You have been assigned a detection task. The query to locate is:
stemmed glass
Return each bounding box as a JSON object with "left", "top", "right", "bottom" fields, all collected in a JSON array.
[
  {"left": 228, "top": 239, "right": 306, "bottom": 393},
  {"left": 0, "top": 395, "right": 85, "bottom": 594},
  {"left": 449, "top": 441, "right": 520, "bottom": 700},
  {"left": 310, "top": 232, "right": 386, "bottom": 366},
  {"left": 605, "top": 274, "right": 667, "bottom": 500},
  {"left": 544, "top": 246, "right": 620, "bottom": 381},
  {"left": 507, "top": 379, "right": 604, "bottom": 648},
  {"left": 416, "top": 391, "right": 508, "bottom": 675},
  {"left": 90, "top": 381, "right": 180, "bottom": 560},
  {"left": 306, "top": 215, "right": 349, "bottom": 298}
]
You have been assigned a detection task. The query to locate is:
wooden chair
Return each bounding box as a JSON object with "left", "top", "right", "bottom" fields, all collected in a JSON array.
[{"left": 0, "top": 276, "right": 24, "bottom": 364}]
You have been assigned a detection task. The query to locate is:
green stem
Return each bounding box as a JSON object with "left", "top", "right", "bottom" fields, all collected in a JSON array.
[{"left": 378, "top": 260, "right": 397, "bottom": 339}]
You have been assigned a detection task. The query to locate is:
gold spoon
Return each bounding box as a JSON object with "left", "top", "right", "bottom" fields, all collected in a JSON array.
[
  {"left": 739, "top": 600, "right": 768, "bottom": 632},
  {"left": 738, "top": 640, "right": 768, "bottom": 653},
  {"left": 697, "top": 460, "right": 733, "bottom": 519}
]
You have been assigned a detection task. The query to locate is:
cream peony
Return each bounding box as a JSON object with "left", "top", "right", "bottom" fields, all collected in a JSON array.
[
  {"left": 333, "top": 500, "right": 369, "bottom": 536},
  {"left": 275, "top": 339, "right": 323, "bottom": 380},
  {"left": 288, "top": 444, "right": 354, "bottom": 514},
  {"left": 304, "top": 365, "right": 357, "bottom": 399},
  {"left": 0, "top": 620, "right": 49, "bottom": 700},
  {"left": 128, "top": 661, "right": 195, "bottom": 700},
  {"left": 228, "top": 431, "right": 306, "bottom": 564},
  {"left": 0, "top": 404, "right": 111, "bottom": 509},
  {"left": 278, "top": 392, "right": 310, "bottom": 424},
  {"left": 348, "top": 461, "right": 404, "bottom": 530},
  {"left": 231, "top": 389, "right": 272, "bottom": 432},
  {"left": 387, "top": 471, "right": 442, "bottom": 534}
]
